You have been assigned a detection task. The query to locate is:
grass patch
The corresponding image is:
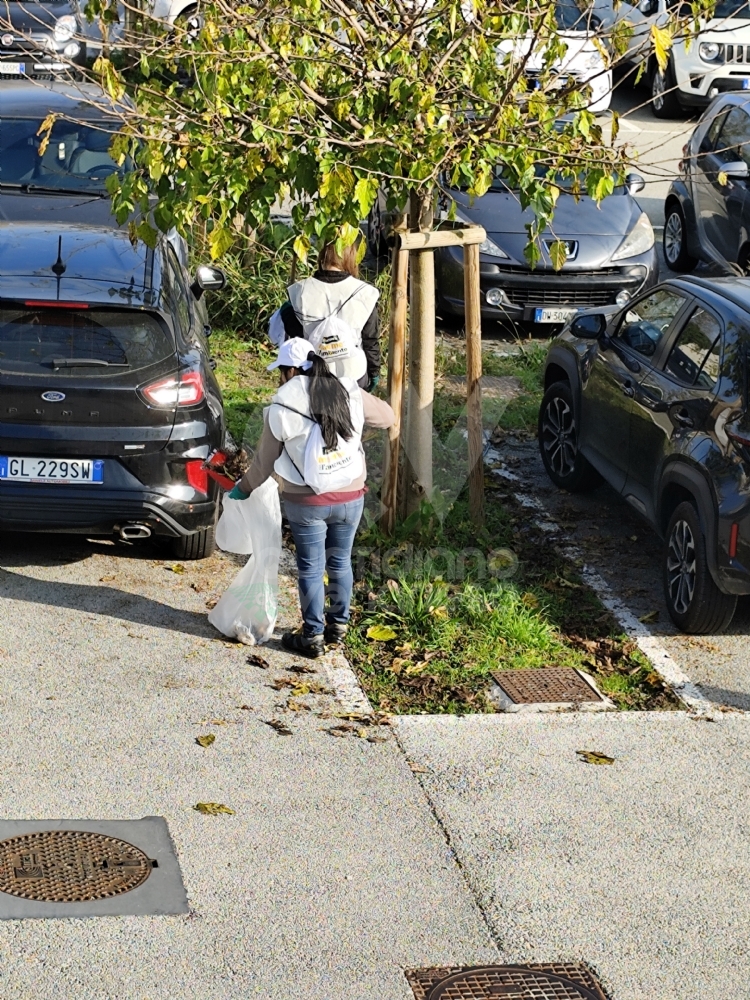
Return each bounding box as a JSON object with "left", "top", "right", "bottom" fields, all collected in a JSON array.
[{"left": 210, "top": 329, "right": 277, "bottom": 449}]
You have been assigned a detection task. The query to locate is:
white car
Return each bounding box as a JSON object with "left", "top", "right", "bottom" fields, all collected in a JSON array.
[
  {"left": 84, "top": 0, "right": 201, "bottom": 55},
  {"left": 498, "top": 1, "right": 612, "bottom": 115},
  {"left": 596, "top": 0, "right": 750, "bottom": 118}
]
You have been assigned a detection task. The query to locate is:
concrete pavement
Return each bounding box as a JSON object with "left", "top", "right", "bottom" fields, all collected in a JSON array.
[{"left": 0, "top": 535, "right": 497, "bottom": 998}]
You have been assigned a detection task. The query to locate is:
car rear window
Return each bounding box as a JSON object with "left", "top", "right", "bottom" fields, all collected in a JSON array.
[
  {"left": 0, "top": 118, "right": 130, "bottom": 194},
  {"left": 0, "top": 308, "right": 174, "bottom": 376}
]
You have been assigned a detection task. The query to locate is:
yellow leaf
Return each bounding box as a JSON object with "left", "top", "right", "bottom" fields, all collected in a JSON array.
[
  {"left": 651, "top": 24, "right": 672, "bottom": 73},
  {"left": 718, "top": 171, "right": 728, "bottom": 187},
  {"left": 168, "top": 563, "right": 185, "bottom": 574},
  {"left": 405, "top": 661, "right": 427, "bottom": 675},
  {"left": 389, "top": 657, "right": 408, "bottom": 675},
  {"left": 548, "top": 239, "right": 568, "bottom": 272},
  {"left": 576, "top": 750, "right": 615, "bottom": 765},
  {"left": 366, "top": 624, "right": 398, "bottom": 641},
  {"left": 195, "top": 734, "right": 216, "bottom": 747},
  {"left": 193, "top": 802, "right": 235, "bottom": 815}
]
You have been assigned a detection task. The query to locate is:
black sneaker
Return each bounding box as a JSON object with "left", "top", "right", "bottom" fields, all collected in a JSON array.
[
  {"left": 324, "top": 622, "right": 348, "bottom": 646},
  {"left": 281, "top": 630, "right": 325, "bottom": 658}
]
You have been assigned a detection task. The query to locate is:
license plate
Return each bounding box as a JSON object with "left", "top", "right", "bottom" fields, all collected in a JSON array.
[
  {"left": 0, "top": 457, "right": 104, "bottom": 484},
  {"left": 534, "top": 307, "right": 577, "bottom": 324},
  {"left": 0, "top": 62, "right": 25, "bottom": 75}
]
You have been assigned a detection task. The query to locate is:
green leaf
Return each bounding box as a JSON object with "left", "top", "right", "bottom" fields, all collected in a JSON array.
[
  {"left": 208, "top": 225, "right": 234, "bottom": 259},
  {"left": 135, "top": 220, "right": 158, "bottom": 249},
  {"left": 366, "top": 624, "right": 398, "bottom": 641},
  {"left": 547, "top": 239, "right": 568, "bottom": 271}
]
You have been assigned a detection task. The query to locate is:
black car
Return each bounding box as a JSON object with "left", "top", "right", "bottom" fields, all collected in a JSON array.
[
  {"left": 0, "top": 222, "right": 226, "bottom": 558},
  {"left": 539, "top": 276, "right": 750, "bottom": 634},
  {"left": 0, "top": 0, "right": 87, "bottom": 77}
]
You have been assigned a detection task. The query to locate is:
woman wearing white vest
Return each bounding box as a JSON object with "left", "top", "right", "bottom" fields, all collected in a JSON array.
[
  {"left": 268, "top": 241, "right": 381, "bottom": 391},
  {"left": 228, "top": 337, "right": 395, "bottom": 658}
]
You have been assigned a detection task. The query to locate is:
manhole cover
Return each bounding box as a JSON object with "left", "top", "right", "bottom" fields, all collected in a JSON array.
[
  {"left": 406, "top": 965, "right": 608, "bottom": 1000},
  {"left": 491, "top": 668, "right": 602, "bottom": 705},
  {"left": 0, "top": 830, "right": 156, "bottom": 903}
]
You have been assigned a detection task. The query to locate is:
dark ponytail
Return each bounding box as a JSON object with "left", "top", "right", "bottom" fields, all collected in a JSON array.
[{"left": 305, "top": 352, "right": 354, "bottom": 449}]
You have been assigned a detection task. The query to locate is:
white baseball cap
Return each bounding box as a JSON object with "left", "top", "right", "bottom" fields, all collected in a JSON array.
[{"left": 267, "top": 337, "right": 316, "bottom": 371}]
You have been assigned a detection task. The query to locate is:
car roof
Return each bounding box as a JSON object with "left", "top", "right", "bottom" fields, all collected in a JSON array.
[
  {"left": 0, "top": 80, "right": 133, "bottom": 118},
  {"left": 668, "top": 274, "right": 750, "bottom": 315},
  {"left": 0, "top": 223, "right": 165, "bottom": 309}
]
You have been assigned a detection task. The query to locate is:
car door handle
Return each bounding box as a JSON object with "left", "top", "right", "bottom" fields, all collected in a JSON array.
[{"left": 672, "top": 408, "right": 694, "bottom": 428}]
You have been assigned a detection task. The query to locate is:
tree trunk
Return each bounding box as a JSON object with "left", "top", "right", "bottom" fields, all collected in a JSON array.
[
  {"left": 463, "top": 242, "right": 485, "bottom": 527},
  {"left": 381, "top": 243, "right": 409, "bottom": 535},
  {"left": 404, "top": 189, "right": 435, "bottom": 516}
]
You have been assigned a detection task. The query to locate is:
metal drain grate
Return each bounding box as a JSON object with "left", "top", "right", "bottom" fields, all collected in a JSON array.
[
  {"left": 406, "top": 965, "right": 609, "bottom": 1000},
  {"left": 491, "top": 668, "right": 602, "bottom": 705},
  {"left": 0, "top": 830, "right": 155, "bottom": 903}
]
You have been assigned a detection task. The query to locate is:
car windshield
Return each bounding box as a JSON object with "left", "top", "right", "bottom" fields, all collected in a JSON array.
[
  {"left": 714, "top": 0, "right": 750, "bottom": 17},
  {"left": 0, "top": 308, "right": 174, "bottom": 376},
  {"left": 0, "top": 119, "right": 130, "bottom": 193}
]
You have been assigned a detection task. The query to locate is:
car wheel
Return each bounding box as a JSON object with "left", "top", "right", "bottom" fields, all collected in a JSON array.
[
  {"left": 663, "top": 203, "right": 698, "bottom": 272},
  {"left": 663, "top": 501, "right": 736, "bottom": 634},
  {"left": 171, "top": 523, "right": 216, "bottom": 560},
  {"left": 651, "top": 64, "right": 682, "bottom": 119},
  {"left": 538, "top": 380, "right": 602, "bottom": 492}
]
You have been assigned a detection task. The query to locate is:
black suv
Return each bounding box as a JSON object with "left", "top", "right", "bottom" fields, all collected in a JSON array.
[
  {"left": 0, "top": 222, "right": 226, "bottom": 558},
  {"left": 539, "top": 276, "right": 750, "bottom": 634}
]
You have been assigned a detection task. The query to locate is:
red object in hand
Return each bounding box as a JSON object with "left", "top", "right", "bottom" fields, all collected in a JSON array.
[{"left": 203, "top": 450, "right": 236, "bottom": 491}]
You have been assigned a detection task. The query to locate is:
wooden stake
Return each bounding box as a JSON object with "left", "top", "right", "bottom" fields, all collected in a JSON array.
[
  {"left": 464, "top": 242, "right": 485, "bottom": 527},
  {"left": 381, "top": 244, "right": 409, "bottom": 535}
]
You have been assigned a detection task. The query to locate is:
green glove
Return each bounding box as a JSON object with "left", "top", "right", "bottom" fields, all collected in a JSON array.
[{"left": 228, "top": 484, "right": 250, "bottom": 500}]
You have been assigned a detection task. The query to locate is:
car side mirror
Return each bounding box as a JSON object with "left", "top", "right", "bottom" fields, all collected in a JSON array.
[
  {"left": 638, "top": 0, "right": 657, "bottom": 14},
  {"left": 625, "top": 172, "right": 646, "bottom": 195},
  {"left": 571, "top": 313, "right": 606, "bottom": 339},
  {"left": 723, "top": 160, "right": 749, "bottom": 180},
  {"left": 191, "top": 264, "right": 226, "bottom": 300}
]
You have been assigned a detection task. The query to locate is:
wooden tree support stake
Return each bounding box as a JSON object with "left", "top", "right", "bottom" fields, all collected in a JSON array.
[
  {"left": 463, "top": 241, "right": 485, "bottom": 527},
  {"left": 381, "top": 244, "right": 409, "bottom": 535}
]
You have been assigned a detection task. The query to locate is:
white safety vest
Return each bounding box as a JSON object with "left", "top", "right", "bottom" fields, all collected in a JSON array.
[{"left": 267, "top": 374, "right": 365, "bottom": 489}]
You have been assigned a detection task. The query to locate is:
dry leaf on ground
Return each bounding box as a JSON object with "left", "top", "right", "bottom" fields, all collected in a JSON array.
[
  {"left": 247, "top": 653, "right": 270, "bottom": 669},
  {"left": 407, "top": 761, "right": 431, "bottom": 773},
  {"left": 195, "top": 734, "right": 216, "bottom": 748},
  {"left": 205, "top": 597, "right": 219, "bottom": 609},
  {"left": 167, "top": 564, "right": 185, "bottom": 574},
  {"left": 193, "top": 802, "right": 235, "bottom": 815},
  {"left": 237, "top": 704, "right": 253, "bottom": 710},
  {"left": 264, "top": 718, "right": 293, "bottom": 735},
  {"left": 576, "top": 750, "right": 616, "bottom": 765},
  {"left": 288, "top": 662, "right": 316, "bottom": 674}
]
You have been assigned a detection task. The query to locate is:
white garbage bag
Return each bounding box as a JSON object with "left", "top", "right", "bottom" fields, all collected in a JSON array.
[
  {"left": 208, "top": 478, "right": 282, "bottom": 644},
  {"left": 216, "top": 493, "right": 255, "bottom": 555}
]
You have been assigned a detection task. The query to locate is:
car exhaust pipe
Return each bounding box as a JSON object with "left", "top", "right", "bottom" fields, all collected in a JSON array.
[{"left": 119, "top": 523, "right": 152, "bottom": 541}]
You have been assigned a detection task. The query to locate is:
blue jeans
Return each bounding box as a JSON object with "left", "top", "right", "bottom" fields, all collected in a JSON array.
[{"left": 284, "top": 497, "right": 365, "bottom": 637}]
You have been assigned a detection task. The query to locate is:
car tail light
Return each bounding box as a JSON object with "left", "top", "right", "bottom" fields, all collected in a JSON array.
[
  {"left": 730, "top": 522, "right": 740, "bottom": 559},
  {"left": 141, "top": 371, "right": 205, "bottom": 407},
  {"left": 186, "top": 459, "right": 209, "bottom": 494}
]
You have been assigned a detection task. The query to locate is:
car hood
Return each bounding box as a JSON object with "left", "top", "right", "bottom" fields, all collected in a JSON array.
[
  {"left": 452, "top": 187, "right": 640, "bottom": 237},
  {"left": 497, "top": 32, "right": 603, "bottom": 73},
  {"left": 1, "top": 1, "right": 78, "bottom": 32},
  {"left": 0, "top": 190, "right": 121, "bottom": 227}
]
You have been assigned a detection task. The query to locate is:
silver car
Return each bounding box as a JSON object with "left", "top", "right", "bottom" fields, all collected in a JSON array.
[{"left": 664, "top": 93, "right": 750, "bottom": 272}]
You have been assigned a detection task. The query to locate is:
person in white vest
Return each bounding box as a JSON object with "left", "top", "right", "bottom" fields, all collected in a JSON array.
[
  {"left": 228, "top": 337, "right": 395, "bottom": 658},
  {"left": 267, "top": 240, "right": 381, "bottom": 391}
]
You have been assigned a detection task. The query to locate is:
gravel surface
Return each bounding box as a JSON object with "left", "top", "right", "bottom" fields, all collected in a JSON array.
[
  {"left": 0, "top": 534, "right": 497, "bottom": 998},
  {"left": 395, "top": 711, "right": 750, "bottom": 1000}
]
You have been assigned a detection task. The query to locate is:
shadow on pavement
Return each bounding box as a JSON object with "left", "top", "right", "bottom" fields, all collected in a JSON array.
[{"left": 0, "top": 567, "right": 217, "bottom": 639}]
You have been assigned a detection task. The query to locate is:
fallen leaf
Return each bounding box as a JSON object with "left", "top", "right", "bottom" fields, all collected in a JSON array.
[
  {"left": 407, "top": 761, "right": 431, "bottom": 773},
  {"left": 389, "top": 657, "right": 407, "bottom": 675},
  {"left": 168, "top": 564, "right": 185, "bottom": 574},
  {"left": 367, "top": 735, "right": 388, "bottom": 743},
  {"left": 576, "top": 750, "right": 616, "bottom": 765},
  {"left": 629, "top": 535, "right": 638, "bottom": 542},
  {"left": 264, "top": 718, "right": 292, "bottom": 735},
  {"left": 290, "top": 683, "right": 310, "bottom": 696},
  {"left": 237, "top": 704, "right": 253, "bottom": 711},
  {"left": 324, "top": 724, "right": 355, "bottom": 737},
  {"left": 405, "top": 661, "right": 427, "bottom": 676},
  {"left": 247, "top": 653, "right": 270, "bottom": 669},
  {"left": 195, "top": 734, "right": 216, "bottom": 748},
  {"left": 356, "top": 728, "right": 369, "bottom": 739},
  {"left": 638, "top": 610, "right": 659, "bottom": 623},
  {"left": 287, "top": 698, "right": 311, "bottom": 712},
  {"left": 270, "top": 677, "right": 298, "bottom": 690},
  {"left": 205, "top": 597, "right": 219, "bottom": 609},
  {"left": 193, "top": 802, "right": 235, "bottom": 815},
  {"left": 366, "top": 624, "right": 397, "bottom": 641},
  {"left": 190, "top": 582, "right": 203, "bottom": 593},
  {"left": 99, "top": 574, "right": 116, "bottom": 582},
  {"left": 288, "top": 662, "right": 315, "bottom": 674}
]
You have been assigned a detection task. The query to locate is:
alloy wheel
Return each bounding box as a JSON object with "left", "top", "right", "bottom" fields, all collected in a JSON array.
[
  {"left": 666, "top": 518, "right": 696, "bottom": 615},
  {"left": 652, "top": 73, "right": 665, "bottom": 112},
  {"left": 541, "top": 395, "right": 577, "bottom": 478},
  {"left": 664, "top": 211, "right": 683, "bottom": 265}
]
